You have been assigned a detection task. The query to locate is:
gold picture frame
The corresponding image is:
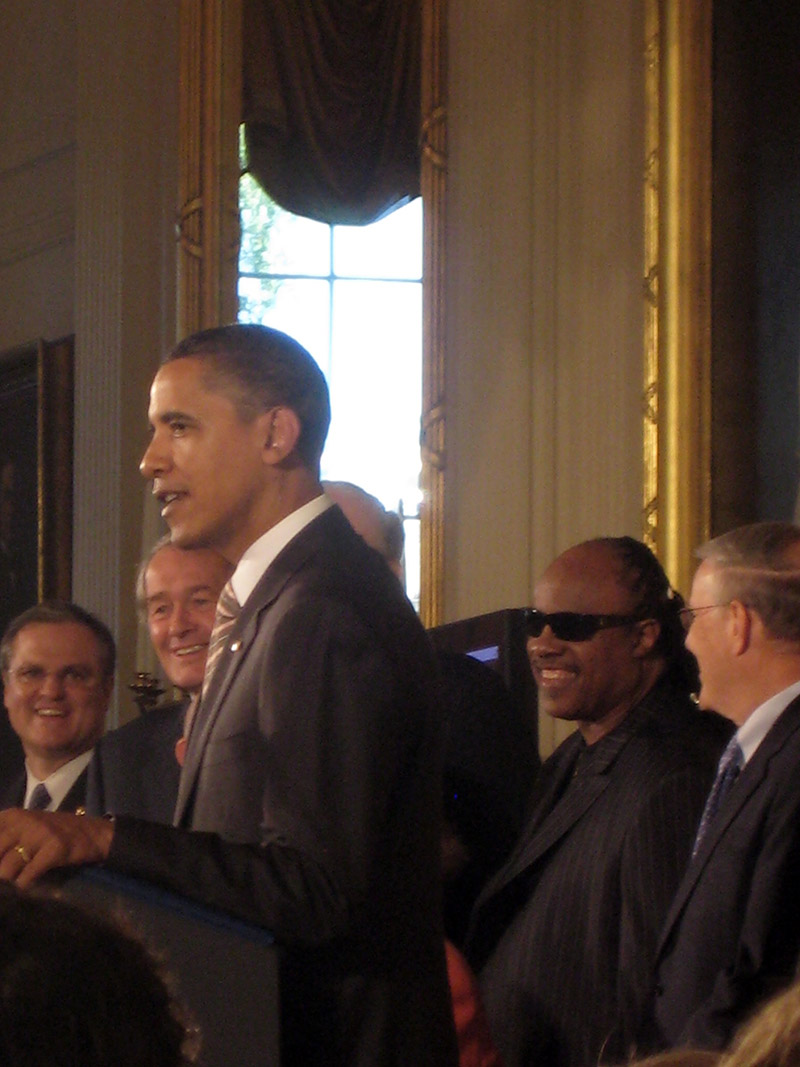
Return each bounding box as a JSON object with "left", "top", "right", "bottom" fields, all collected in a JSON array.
[{"left": 0, "top": 335, "right": 74, "bottom": 636}]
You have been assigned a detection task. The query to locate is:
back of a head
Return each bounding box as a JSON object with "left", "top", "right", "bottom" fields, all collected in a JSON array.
[
  {"left": 0, "top": 884, "right": 196, "bottom": 1067},
  {"left": 323, "top": 480, "right": 405, "bottom": 582},
  {"left": 698, "top": 522, "right": 800, "bottom": 643},
  {"left": 623, "top": 1052, "right": 719, "bottom": 1067},
  {"left": 718, "top": 980, "right": 800, "bottom": 1067},
  {"left": 167, "top": 323, "right": 331, "bottom": 471},
  {"left": 438, "top": 650, "right": 536, "bottom": 861}
]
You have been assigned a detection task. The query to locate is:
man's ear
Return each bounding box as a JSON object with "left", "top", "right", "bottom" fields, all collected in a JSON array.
[
  {"left": 632, "top": 617, "right": 660, "bottom": 657},
  {"left": 260, "top": 407, "right": 301, "bottom": 464},
  {"left": 728, "top": 599, "right": 752, "bottom": 655}
]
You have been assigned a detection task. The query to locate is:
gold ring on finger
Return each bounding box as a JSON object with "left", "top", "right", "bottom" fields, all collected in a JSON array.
[{"left": 13, "top": 844, "right": 31, "bottom": 864}]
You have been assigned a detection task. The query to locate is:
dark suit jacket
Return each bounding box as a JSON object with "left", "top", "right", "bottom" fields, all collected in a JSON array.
[
  {"left": 85, "top": 701, "right": 185, "bottom": 824},
  {"left": 102, "top": 507, "right": 458, "bottom": 1067},
  {"left": 0, "top": 706, "right": 23, "bottom": 793},
  {"left": 0, "top": 765, "right": 89, "bottom": 813},
  {"left": 644, "top": 693, "right": 800, "bottom": 1052},
  {"left": 465, "top": 681, "right": 730, "bottom": 1067}
]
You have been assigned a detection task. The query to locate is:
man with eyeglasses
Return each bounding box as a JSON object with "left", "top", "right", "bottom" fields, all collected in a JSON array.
[
  {"left": 0, "top": 603, "right": 114, "bottom": 813},
  {"left": 465, "top": 536, "right": 729, "bottom": 1067},
  {"left": 640, "top": 521, "right": 800, "bottom": 1055}
]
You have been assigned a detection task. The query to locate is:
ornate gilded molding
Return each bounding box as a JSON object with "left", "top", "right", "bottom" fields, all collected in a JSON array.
[
  {"left": 643, "top": 0, "right": 712, "bottom": 595},
  {"left": 420, "top": 0, "right": 448, "bottom": 627},
  {"left": 177, "top": 0, "right": 241, "bottom": 337},
  {"left": 420, "top": 105, "right": 447, "bottom": 171},
  {"left": 643, "top": 0, "right": 660, "bottom": 554}
]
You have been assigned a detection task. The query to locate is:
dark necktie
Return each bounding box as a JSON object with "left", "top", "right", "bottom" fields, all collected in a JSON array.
[
  {"left": 176, "top": 581, "right": 240, "bottom": 766},
  {"left": 692, "top": 737, "right": 743, "bottom": 857},
  {"left": 27, "top": 783, "right": 52, "bottom": 811}
]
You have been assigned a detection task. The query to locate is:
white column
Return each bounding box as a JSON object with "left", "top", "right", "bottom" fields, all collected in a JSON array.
[{"left": 74, "top": 2, "right": 179, "bottom": 724}]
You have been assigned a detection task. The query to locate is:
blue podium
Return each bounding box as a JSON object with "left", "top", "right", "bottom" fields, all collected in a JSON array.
[{"left": 57, "top": 867, "right": 279, "bottom": 1067}]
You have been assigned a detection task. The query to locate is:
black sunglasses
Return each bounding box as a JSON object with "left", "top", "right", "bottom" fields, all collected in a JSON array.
[{"left": 522, "top": 608, "right": 645, "bottom": 642}]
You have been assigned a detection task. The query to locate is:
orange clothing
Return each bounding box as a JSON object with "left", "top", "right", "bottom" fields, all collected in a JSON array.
[{"left": 446, "top": 940, "right": 503, "bottom": 1067}]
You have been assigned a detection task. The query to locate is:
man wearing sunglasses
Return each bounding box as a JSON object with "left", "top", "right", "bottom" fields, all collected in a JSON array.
[
  {"left": 642, "top": 522, "right": 800, "bottom": 1055},
  {"left": 465, "top": 536, "right": 729, "bottom": 1067}
]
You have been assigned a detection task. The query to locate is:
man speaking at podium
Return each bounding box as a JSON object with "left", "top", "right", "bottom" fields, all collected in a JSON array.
[{"left": 0, "top": 324, "right": 458, "bottom": 1067}]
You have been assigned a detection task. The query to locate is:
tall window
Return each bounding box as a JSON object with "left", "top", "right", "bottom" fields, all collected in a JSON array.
[{"left": 238, "top": 168, "right": 424, "bottom": 607}]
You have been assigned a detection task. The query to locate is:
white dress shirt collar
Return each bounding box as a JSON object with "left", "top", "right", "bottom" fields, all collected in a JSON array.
[
  {"left": 736, "top": 678, "right": 800, "bottom": 764},
  {"left": 230, "top": 493, "right": 333, "bottom": 608},
  {"left": 24, "top": 748, "right": 94, "bottom": 811}
]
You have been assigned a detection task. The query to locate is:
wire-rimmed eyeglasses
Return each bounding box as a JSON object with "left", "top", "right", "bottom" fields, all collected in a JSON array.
[{"left": 678, "top": 604, "right": 726, "bottom": 632}]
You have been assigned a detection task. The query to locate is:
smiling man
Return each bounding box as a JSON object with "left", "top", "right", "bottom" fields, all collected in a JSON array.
[
  {"left": 0, "top": 323, "right": 457, "bottom": 1067},
  {"left": 465, "top": 537, "right": 729, "bottom": 1067},
  {"left": 641, "top": 522, "right": 800, "bottom": 1055},
  {"left": 0, "top": 603, "right": 114, "bottom": 813},
  {"left": 142, "top": 537, "right": 233, "bottom": 696},
  {"left": 85, "top": 537, "right": 233, "bottom": 821}
]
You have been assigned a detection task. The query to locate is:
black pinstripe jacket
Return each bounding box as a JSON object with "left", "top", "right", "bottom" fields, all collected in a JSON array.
[{"left": 466, "top": 679, "right": 730, "bottom": 1067}]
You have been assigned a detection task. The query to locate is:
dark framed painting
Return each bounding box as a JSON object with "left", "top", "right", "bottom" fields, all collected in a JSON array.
[{"left": 0, "top": 335, "right": 74, "bottom": 640}]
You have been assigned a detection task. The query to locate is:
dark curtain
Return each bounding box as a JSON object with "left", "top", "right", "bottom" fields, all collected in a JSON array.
[{"left": 242, "top": 0, "right": 421, "bottom": 225}]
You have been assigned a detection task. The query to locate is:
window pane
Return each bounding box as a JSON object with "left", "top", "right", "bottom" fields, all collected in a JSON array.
[
  {"left": 403, "top": 516, "right": 421, "bottom": 611},
  {"left": 237, "top": 174, "right": 423, "bottom": 610},
  {"left": 322, "top": 279, "right": 422, "bottom": 520},
  {"left": 240, "top": 175, "right": 331, "bottom": 277},
  {"left": 239, "top": 278, "right": 331, "bottom": 376},
  {"left": 333, "top": 199, "right": 422, "bottom": 280}
]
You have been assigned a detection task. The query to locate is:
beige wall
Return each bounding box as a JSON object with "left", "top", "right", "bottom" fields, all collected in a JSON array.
[
  {"left": 447, "top": 1, "right": 646, "bottom": 750},
  {"left": 1, "top": 0, "right": 178, "bottom": 724},
  {"left": 2, "top": 2, "right": 646, "bottom": 747},
  {"left": 0, "top": 0, "right": 76, "bottom": 346},
  {"left": 72, "top": 0, "right": 179, "bottom": 724}
]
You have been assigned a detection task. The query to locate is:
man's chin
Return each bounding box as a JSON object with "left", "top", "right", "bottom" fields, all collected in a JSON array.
[
  {"left": 170, "top": 674, "right": 203, "bottom": 694},
  {"left": 539, "top": 697, "right": 581, "bottom": 722},
  {"left": 168, "top": 528, "right": 200, "bottom": 549}
]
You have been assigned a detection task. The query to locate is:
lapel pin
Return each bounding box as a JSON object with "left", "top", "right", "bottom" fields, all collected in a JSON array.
[{"left": 230, "top": 640, "right": 241, "bottom": 652}]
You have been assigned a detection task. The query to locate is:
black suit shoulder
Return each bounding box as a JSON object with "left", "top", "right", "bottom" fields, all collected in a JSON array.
[
  {"left": 86, "top": 701, "right": 184, "bottom": 823},
  {"left": 0, "top": 710, "right": 23, "bottom": 793},
  {"left": 467, "top": 680, "right": 728, "bottom": 1067},
  {"left": 107, "top": 508, "right": 458, "bottom": 1066},
  {"left": 0, "top": 766, "right": 88, "bottom": 813},
  {"left": 0, "top": 770, "right": 24, "bottom": 810},
  {"left": 276, "top": 507, "right": 431, "bottom": 649},
  {"left": 647, "top": 693, "right": 800, "bottom": 1052}
]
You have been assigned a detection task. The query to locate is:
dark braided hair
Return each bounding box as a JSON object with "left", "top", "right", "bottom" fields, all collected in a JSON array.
[{"left": 596, "top": 536, "right": 700, "bottom": 695}]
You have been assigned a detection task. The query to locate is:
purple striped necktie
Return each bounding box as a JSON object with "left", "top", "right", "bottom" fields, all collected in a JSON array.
[
  {"left": 27, "top": 783, "right": 52, "bottom": 811},
  {"left": 692, "top": 736, "right": 743, "bottom": 857}
]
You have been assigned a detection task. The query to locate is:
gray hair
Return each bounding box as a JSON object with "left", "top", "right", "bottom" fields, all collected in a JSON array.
[
  {"left": 322, "top": 480, "right": 405, "bottom": 568},
  {"left": 135, "top": 534, "right": 173, "bottom": 617},
  {"left": 697, "top": 522, "right": 800, "bottom": 641},
  {"left": 135, "top": 537, "right": 233, "bottom": 620}
]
